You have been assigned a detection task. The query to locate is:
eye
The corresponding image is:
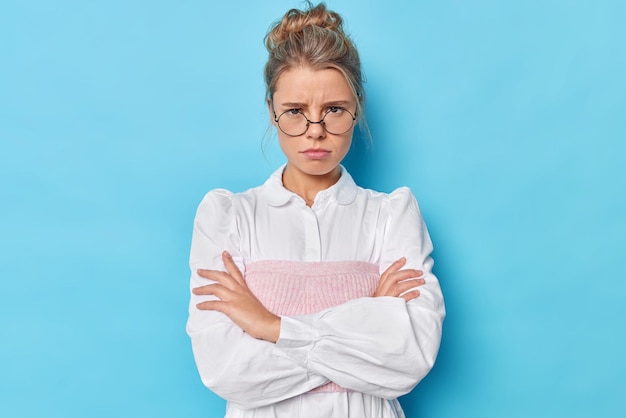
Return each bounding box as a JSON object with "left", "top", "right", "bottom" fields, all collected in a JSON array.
[{"left": 328, "top": 106, "right": 343, "bottom": 113}]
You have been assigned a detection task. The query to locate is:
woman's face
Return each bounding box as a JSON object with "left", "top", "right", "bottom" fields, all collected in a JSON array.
[{"left": 269, "top": 66, "right": 356, "bottom": 185}]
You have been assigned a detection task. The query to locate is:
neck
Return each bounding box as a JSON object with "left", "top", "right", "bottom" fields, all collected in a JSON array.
[{"left": 282, "top": 165, "right": 342, "bottom": 207}]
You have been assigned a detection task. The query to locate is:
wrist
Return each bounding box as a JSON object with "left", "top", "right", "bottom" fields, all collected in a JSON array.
[{"left": 266, "top": 315, "right": 281, "bottom": 343}]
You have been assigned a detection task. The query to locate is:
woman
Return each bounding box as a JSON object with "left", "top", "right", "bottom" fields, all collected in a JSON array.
[{"left": 186, "top": 3, "right": 445, "bottom": 417}]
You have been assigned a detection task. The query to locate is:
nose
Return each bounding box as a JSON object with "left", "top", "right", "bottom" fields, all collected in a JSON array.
[{"left": 306, "top": 120, "right": 327, "bottom": 140}]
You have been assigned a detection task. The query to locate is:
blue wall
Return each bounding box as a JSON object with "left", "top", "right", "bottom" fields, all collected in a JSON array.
[{"left": 1, "top": 1, "right": 624, "bottom": 417}]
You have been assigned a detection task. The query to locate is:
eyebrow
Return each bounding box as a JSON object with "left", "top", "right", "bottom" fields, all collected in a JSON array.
[
  {"left": 277, "top": 100, "right": 353, "bottom": 108},
  {"left": 278, "top": 102, "right": 307, "bottom": 108}
]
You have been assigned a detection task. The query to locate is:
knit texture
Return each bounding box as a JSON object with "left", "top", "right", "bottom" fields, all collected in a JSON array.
[{"left": 244, "top": 260, "right": 380, "bottom": 393}]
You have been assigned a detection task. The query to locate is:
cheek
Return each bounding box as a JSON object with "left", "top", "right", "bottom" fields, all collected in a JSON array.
[
  {"left": 336, "top": 133, "right": 353, "bottom": 154},
  {"left": 277, "top": 134, "right": 296, "bottom": 156}
]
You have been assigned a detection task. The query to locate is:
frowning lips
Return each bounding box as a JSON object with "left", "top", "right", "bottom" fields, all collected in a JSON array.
[{"left": 301, "top": 148, "right": 331, "bottom": 159}]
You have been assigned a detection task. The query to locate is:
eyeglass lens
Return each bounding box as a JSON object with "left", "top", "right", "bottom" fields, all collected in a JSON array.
[{"left": 277, "top": 109, "right": 355, "bottom": 136}]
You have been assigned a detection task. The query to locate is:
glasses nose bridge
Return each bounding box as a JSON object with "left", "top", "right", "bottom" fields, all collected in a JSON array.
[
  {"left": 304, "top": 112, "right": 326, "bottom": 126},
  {"left": 303, "top": 112, "right": 327, "bottom": 136}
]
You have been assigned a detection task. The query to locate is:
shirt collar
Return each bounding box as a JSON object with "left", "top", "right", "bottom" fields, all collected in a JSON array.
[{"left": 264, "top": 164, "right": 358, "bottom": 207}]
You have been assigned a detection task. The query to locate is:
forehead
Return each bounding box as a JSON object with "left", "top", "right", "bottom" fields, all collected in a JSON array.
[{"left": 273, "top": 66, "right": 354, "bottom": 104}]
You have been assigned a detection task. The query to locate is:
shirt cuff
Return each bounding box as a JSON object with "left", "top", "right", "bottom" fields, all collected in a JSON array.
[{"left": 273, "top": 315, "right": 318, "bottom": 366}]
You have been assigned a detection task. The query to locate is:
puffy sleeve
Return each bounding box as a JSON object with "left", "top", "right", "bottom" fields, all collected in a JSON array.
[
  {"left": 186, "top": 190, "right": 329, "bottom": 409},
  {"left": 273, "top": 188, "right": 445, "bottom": 398}
]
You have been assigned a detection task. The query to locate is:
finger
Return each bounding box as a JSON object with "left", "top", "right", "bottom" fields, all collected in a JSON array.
[
  {"left": 381, "top": 257, "right": 407, "bottom": 278},
  {"left": 392, "top": 278, "right": 425, "bottom": 296},
  {"left": 196, "top": 300, "right": 225, "bottom": 311},
  {"left": 192, "top": 283, "right": 231, "bottom": 300},
  {"left": 401, "top": 290, "right": 421, "bottom": 303},
  {"left": 389, "top": 269, "right": 423, "bottom": 282},
  {"left": 378, "top": 259, "right": 407, "bottom": 293},
  {"left": 222, "top": 251, "right": 245, "bottom": 285},
  {"left": 378, "top": 268, "right": 421, "bottom": 295},
  {"left": 197, "top": 269, "right": 228, "bottom": 281},
  {"left": 192, "top": 283, "right": 216, "bottom": 295},
  {"left": 197, "top": 269, "right": 241, "bottom": 291}
]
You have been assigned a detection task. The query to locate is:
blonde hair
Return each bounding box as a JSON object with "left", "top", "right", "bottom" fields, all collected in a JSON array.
[{"left": 264, "top": 2, "right": 367, "bottom": 131}]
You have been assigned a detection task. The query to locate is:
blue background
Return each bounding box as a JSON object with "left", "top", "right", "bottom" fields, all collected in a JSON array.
[{"left": 1, "top": 0, "right": 624, "bottom": 417}]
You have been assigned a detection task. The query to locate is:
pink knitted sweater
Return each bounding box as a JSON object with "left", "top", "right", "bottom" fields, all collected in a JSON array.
[{"left": 244, "top": 260, "right": 381, "bottom": 393}]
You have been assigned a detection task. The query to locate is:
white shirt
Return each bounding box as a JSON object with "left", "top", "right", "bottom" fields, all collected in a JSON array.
[{"left": 187, "top": 165, "right": 445, "bottom": 418}]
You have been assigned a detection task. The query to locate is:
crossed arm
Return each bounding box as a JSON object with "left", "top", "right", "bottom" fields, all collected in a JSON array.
[{"left": 192, "top": 251, "right": 425, "bottom": 342}]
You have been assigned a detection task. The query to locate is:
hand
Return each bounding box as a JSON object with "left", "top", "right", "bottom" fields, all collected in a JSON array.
[
  {"left": 374, "top": 257, "right": 425, "bottom": 302},
  {"left": 193, "top": 251, "right": 281, "bottom": 342}
]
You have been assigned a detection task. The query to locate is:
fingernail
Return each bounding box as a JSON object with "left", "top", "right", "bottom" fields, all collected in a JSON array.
[{"left": 223, "top": 251, "right": 231, "bottom": 258}]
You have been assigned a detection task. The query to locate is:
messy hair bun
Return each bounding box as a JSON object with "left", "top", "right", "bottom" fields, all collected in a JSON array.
[
  {"left": 264, "top": 2, "right": 366, "bottom": 123},
  {"left": 265, "top": 4, "right": 345, "bottom": 51}
]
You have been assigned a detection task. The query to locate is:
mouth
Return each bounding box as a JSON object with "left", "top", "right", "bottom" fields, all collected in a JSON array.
[{"left": 301, "top": 148, "right": 331, "bottom": 159}]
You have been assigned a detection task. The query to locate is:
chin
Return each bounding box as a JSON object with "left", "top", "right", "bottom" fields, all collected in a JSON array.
[{"left": 300, "top": 162, "right": 342, "bottom": 177}]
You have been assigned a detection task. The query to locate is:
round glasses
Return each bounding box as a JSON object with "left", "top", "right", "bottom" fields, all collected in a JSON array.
[{"left": 273, "top": 106, "right": 357, "bottom": 137}]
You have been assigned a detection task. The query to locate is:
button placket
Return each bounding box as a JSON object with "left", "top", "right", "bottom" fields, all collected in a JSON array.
[{"left": 302, "top": 206, "right": 321, "bottom": 262}]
